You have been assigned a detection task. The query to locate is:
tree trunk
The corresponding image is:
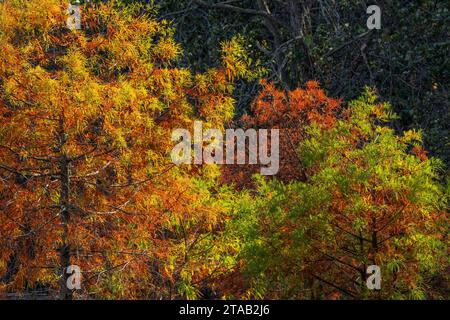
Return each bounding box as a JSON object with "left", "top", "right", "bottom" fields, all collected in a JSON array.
[{"left": 59, "top": 154, "right": 72, "bottom": 300}]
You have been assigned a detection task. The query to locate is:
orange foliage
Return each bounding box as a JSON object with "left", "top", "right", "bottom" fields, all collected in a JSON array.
[
  {"left": 222, "top": 80, "right": 341, "bottom": 187},
  {"left": 0, "top": 0, "right": 243, "bottom": 299}
]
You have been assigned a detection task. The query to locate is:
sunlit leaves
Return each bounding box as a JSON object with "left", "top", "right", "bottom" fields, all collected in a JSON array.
[
  {"left": 233, "top": 89, "right": 448, "bottom": 299},
  {"left": 0, "top": 0, "right": 246, "bottom": 299}
]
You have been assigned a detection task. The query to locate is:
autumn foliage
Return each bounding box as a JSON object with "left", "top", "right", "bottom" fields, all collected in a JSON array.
[
  {"left": 233, "top": 89, "right": 448, "bottom": 299},
  {"left": 222, "top": 80, "right": 341, "bottom": 187},
  {"left": 0, "top": 0, "right": 448, "bottom": 300},
  {"left": 0, "top": 0, "right": 250, "bottom": 299}
]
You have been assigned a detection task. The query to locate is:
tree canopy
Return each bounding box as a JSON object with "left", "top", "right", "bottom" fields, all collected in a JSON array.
[{"left": 0, "top": 0, "right": 448, "bottom": 300}]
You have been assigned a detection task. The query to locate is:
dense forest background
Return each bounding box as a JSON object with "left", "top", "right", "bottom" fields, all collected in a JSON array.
[
  {"left": 155, "top": 0, "right": 449, "bottom": 165},
  {"left": 0, "top": 0, "right": 448, "bottom": 300}
]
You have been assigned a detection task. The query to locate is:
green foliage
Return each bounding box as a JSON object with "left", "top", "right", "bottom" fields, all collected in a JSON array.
[
  {"left": 235, "top": 90, "right": 448, "bottom": 299},
  {"left": 0, "top": 0, "right": 447, "bottom": 301}
]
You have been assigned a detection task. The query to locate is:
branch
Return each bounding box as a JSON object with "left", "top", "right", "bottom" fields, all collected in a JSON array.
[
  {"left": 310, "top": 273, "right": 357, "bottom": 298},
  {"left": 192, "top": 0, "right": 283, "bottom": 27},
  {"left": 0, "top": 164, "right": 58, "bottom": 180},
  {"left": 0, "top": 145, "right": 54, "bottom": 163},
  {"left": 322, "top": 31, "right": 372, "bottom": 59}
]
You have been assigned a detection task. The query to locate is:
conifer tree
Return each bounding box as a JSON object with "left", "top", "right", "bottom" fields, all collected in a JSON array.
[{"left": 0, "top": 0, "right": 254, "bottom": 299}]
